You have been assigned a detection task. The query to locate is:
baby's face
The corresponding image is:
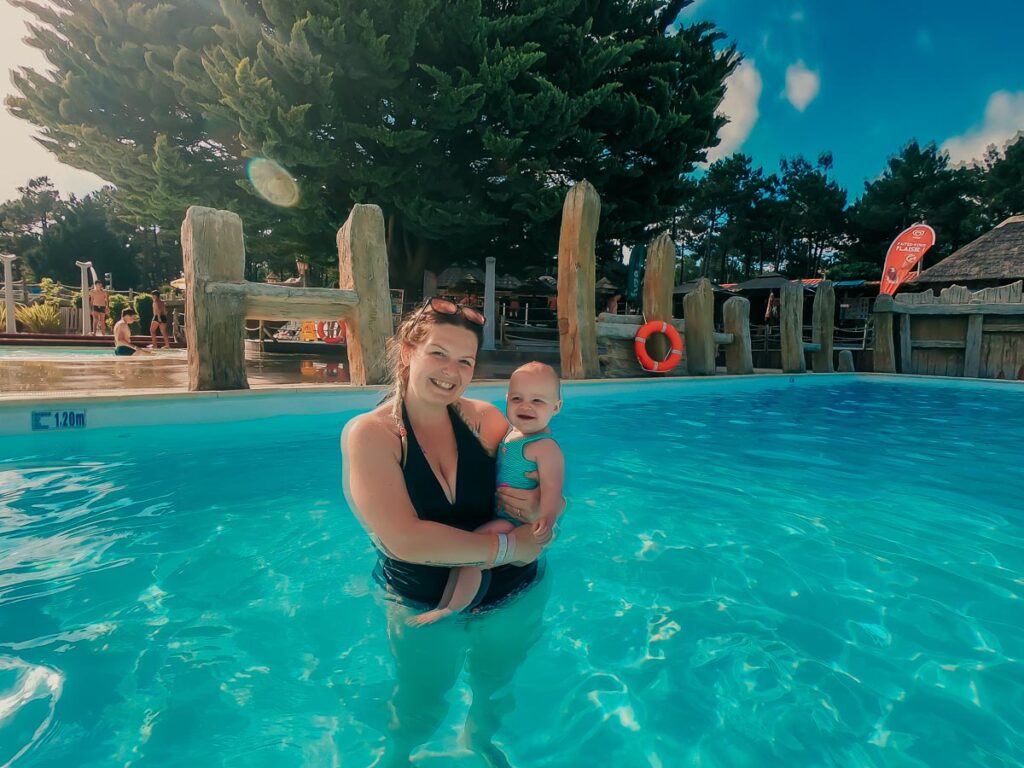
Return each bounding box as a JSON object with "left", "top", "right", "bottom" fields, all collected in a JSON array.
[{"left": 506, "top": 370, "right": 561, "bottom": 433}]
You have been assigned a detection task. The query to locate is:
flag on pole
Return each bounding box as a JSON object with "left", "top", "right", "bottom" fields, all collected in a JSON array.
[{"left": 879, "top": 224, "right": 936, "bottom": 295}]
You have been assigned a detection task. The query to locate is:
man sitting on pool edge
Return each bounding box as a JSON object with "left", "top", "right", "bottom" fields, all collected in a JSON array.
[{"left": 113, "top": 308, "right": 149, "bottom": 356}]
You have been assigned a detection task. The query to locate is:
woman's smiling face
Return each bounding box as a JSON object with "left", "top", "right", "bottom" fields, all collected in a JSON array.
[{"left": 404, "top": 323, "right": 479, "bottom": 406}]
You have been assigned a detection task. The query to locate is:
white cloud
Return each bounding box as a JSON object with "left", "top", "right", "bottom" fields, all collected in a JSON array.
[
  {"left": 784, "top": 60, "right": 820, "bottom": 112},
  {"left": 941, "top": 90, "right": 1024, "bottom": 165},
  {"left": 706, "top": 60, "right": 762, "bottom": 163}
]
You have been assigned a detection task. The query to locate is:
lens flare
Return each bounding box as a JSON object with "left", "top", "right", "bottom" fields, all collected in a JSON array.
[{"left": 246, "top": 158, "right": 300, "bottom": 208}]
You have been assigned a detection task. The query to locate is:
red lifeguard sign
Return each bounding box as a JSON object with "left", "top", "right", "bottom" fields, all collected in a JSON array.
[{"left": 880, "top": 224, "right": 936, "bottom": 295}]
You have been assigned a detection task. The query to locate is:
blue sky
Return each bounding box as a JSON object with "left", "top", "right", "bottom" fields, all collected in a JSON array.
[
  {"left": 1, "top": 2, "right": 1022, "bottom": 203},
  {"left": 683, "top": 0, "right": 1024, "bottom": 199}
]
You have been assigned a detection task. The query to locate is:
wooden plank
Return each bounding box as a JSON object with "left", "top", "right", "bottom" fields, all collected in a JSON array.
[
  {"left": 891, "top": 303, "right": 1024, "bottom": 316},
  {"left": 964, "top": 313, "right": 983, "bottom": 377},
  {"left": 811, "top": 281, "right": 835, "bottom": 372},
  {"left": 983, "top": 323, "right": 1024, "bottom": 333},
  {"left": 206, "top": 283, "right": 359, "bottom": 322},
  {"left": 337, "top": 204, "right": 392, "bottom": 386},
  {"left": 642, "top": 231, "right": 676, "bottom": 361},
  {"left": 895, "top": 289, "right": 937, "bottom": 305},
  {"left": 182, "top": 206, "right": 248, "bottom": 391},
  {"left": 779, "top": 282, "right": 806, "bottom": 373},
  {"left": 910, "top": 339, "right": 966, "bottom": 349},
  {"left": 595, "top": 321, "right": 729, "bottom": 343},
  {"left": 723, "top": 296, "right": 753, "bottom": 374},
  {"left": 899, "top": 314, "right": 912, "bottom": 373},
  {"left": 803, "top": 343, "right": 822, "bottom": 353},
  {"left": 939, "top": 285, "right": 971, "bottom": 304},
  {"left": 683, "top": 278, "right": 716, "bottom": 375},
  {"left": 971, "top": 280, "right": 1023, "bottom": 304},
  {"left": 872, "top": 295, "right": 897, "bottom": 373},
  {"left": 557, "top": 181, "right": 600, "bottom": 379}
]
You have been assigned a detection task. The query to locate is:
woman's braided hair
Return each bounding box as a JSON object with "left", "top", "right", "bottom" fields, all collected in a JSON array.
[{"left": 385, "top": 302, "right": 484, "bottom": 422}]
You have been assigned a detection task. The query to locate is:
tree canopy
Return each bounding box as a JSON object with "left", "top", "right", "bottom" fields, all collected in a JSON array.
[{"left": 9, "top": 0, "right": 737, "bottom": 289}]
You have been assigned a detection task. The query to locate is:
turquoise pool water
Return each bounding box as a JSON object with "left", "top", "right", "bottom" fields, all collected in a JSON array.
[{"left": 1, "top": 379, "right": 1023, "bottom": 766}]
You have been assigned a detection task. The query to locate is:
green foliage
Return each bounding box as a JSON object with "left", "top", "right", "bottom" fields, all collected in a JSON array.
[
  {"left": 106, "top": 294, "right": 131, "bottom": 330},
  {"left": 7, "top": 0, "right": 736, "bottom": 288},
  {"left": 36, "top": 277, "right": 63, "bottom": 304},
  {"left": 15, "top": 302, "right": 62, "bottom": 333},
  {"left": 981, "top": 132, "right": 1024, "bottom": 222},
  {"left": 844, "top": 140, "right": 985, "bottom": 272}
]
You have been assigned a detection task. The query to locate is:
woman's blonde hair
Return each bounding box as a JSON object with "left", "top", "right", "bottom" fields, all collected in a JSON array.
[{"left": 384, "top": 303, "right": 484, "bottom": 421}]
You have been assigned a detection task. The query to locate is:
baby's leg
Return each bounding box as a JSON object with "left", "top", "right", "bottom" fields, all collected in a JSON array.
[{"left": 406, "top": 519, "right": 517, "bottom": 627}]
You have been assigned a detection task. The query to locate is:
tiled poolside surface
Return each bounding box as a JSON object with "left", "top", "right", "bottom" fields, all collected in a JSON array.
[{"left": 0, "top": 349, "right": 570, "bottom": 396}]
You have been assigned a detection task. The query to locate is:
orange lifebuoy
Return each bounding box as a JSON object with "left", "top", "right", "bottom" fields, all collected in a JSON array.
[
  {"left": 316, "top": 320, "right": 346, "bottom": 344},
  {"left": 634, "top": 320, "right": 684, "bottom": 373}
]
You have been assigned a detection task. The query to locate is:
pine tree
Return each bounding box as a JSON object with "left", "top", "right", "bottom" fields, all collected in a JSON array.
[{"left": 9, "top": 0, "right": 736, "bottom": 288}]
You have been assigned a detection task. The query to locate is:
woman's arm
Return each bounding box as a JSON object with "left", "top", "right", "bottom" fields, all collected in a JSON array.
[{"left": 341, "top": 415, "right": 543, "bottom": 567}]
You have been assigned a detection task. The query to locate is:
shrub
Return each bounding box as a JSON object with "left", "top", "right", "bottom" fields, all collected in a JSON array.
[
  {"left": 16, "top": 302, "right": 62, "bottom": 333},
  {"left": 36, "top": 277, "right": 64, "bottom": 305},
  {"left": 106, "top": 294, "right": 131, "bottom": 330}
]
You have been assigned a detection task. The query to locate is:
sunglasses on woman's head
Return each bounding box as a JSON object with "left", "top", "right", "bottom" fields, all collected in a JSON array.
[{"left": 415, "top": 297, "right": 486, "bottom": 326}]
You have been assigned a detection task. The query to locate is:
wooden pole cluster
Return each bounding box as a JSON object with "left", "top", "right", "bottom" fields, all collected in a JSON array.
[
  {"left": 557, "top": 181, "right": 600, "bottom": 379},
  {"left": 182, "top": 204, "right": 391, "bottom": 391}
]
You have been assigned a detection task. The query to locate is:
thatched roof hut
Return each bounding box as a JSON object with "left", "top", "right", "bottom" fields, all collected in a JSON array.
[{"left": 916, "top": 216, "right": 1024, "bottom": 287}]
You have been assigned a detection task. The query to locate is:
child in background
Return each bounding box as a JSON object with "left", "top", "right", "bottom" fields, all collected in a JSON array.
[{"left": 408, "top": 362, "right": 565, "bottom": 625}]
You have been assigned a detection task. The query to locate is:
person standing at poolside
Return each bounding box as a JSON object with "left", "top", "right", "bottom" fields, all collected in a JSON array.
[
  {"left": 88, "top": 280, "right": 108, "bottom": 335},
  {"left": 113, "top": 308, "right": 148, "bottom": 356},
  {"left": 149, "top": 290, "right": 172, "bottom": 348},
  {"left": 342, "top": 297, "right": 552, "bottom": 767}
]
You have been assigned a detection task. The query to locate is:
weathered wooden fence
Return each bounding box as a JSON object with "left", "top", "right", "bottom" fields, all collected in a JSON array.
[
  {"left": 872, "top": 281, "right": 1024, "bottom": 379},
  {"left": 182, "top": 204, "right": 392, "bottom": 390}
]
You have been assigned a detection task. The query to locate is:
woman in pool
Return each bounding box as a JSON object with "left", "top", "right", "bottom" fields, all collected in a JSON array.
[{"left": 342, "top": 297, "right": 551, "bottom": 766}]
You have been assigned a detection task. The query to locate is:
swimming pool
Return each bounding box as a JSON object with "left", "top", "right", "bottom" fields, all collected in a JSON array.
[{"left": 1, "top": 376, "right": 1022, "bottom": 766}]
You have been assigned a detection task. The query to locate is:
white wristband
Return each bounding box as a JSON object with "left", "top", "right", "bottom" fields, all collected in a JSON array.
[{"left": 494, "top": 533, "right": 509, "bottom": 566}]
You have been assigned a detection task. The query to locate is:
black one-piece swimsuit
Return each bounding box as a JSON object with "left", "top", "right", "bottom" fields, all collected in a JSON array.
[{"left": 374, "top": 405, "right": 538, "bottom": 608}]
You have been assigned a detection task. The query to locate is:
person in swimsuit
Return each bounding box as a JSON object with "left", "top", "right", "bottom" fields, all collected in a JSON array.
[
  {"left": 113, "top": 308, "right": 149, "bottom": 356},
  {"left": 342, "top": 297, "right": 550, "bottom": 766},
  {"left": 408, "top": 361, "right": 564, "bottom": 626},
  {"left": 88, "top": 280, "right": 108, "bottom": 335},
  {"left": 149, "top": 290, "right": 172, "bottom": 348}
]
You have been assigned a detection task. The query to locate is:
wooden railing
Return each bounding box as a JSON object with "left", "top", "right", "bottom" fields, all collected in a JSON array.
[{"left": 872, "top": 281, "right": 1024, "bottom": 379}]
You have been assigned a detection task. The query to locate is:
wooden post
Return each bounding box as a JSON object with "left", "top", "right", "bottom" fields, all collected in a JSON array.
[
  {"left": 683, "top": 278, "right": 716, "bottom": 374},
  {"left": 337, "top": 204, "right": 392, "bottom": 386},
  {"left": 642, "top": 231, "right": 675, "bottom": 361},
  {"left": 557, "top": 181, "right": 600, "bottom": 379},
  {"left": 899, "top": 314, "right": 913, "bottom": 373},
  {"left": 182, "top": 206, "right": 248, "bottom": 390},
  {"left": 838, "top": 350, "right": 855, "bottom": 372},
  {"left": 811, "top": 281, "right": 835, "bottom": 373},
  {"left": 779, "top": 282, "right": 806, "bottom": 373},
  {"left": 964, "top": 314, "right": 983, "bottom": 378},
  {"left": 873, "top": 294, "right": 896, "bottom": 373},
  {"left": 723, "top": 295, "right": 753, "bottom": 374},
  {"left": 1, "top": 254, "right": 16, "bottom": 333},
  {"left": 483, "top": 256, "right": 496, "bottom": 351}
]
